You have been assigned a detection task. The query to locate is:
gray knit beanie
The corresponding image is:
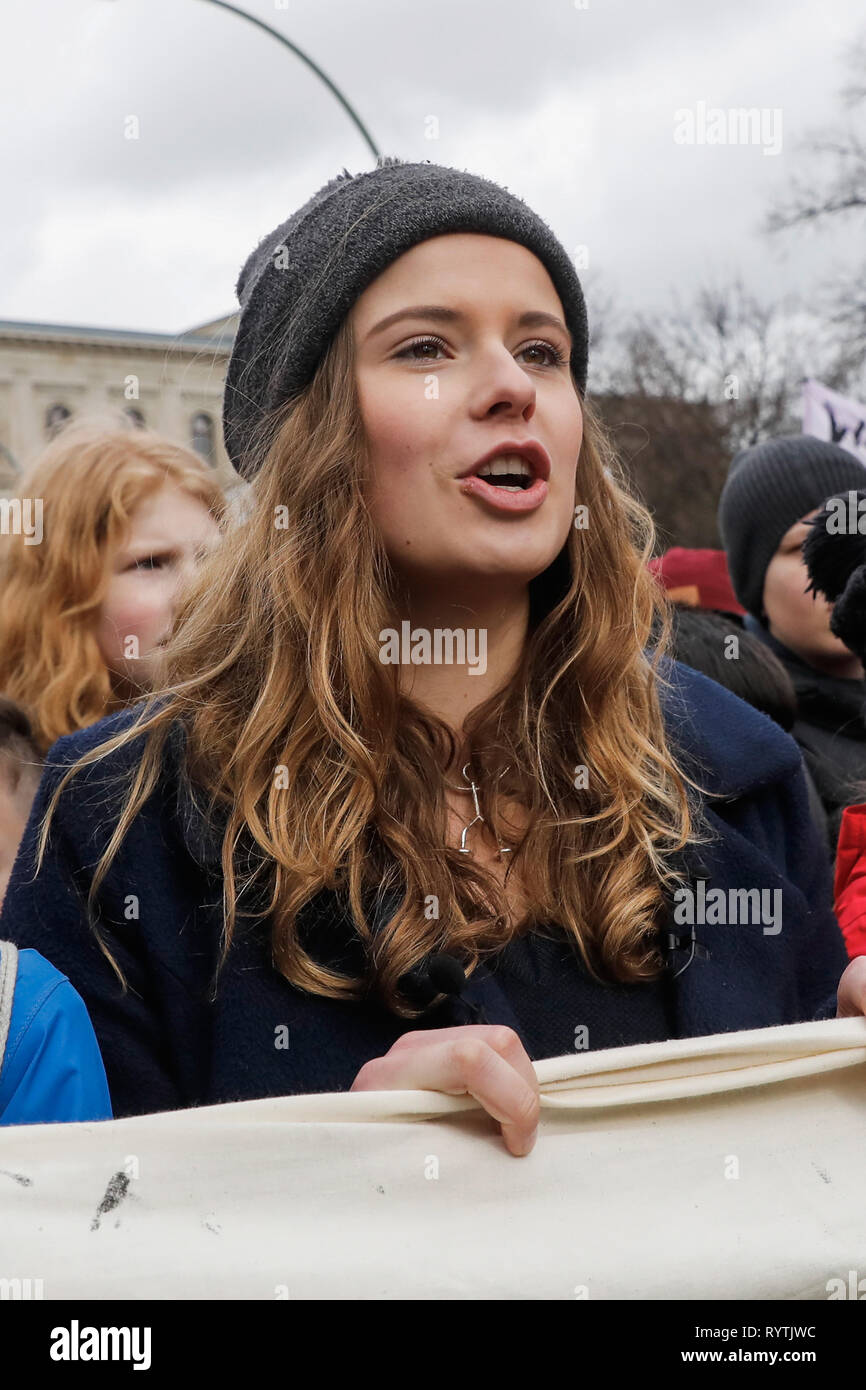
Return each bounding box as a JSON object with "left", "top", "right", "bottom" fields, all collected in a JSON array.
[
  {"left": 718, "top": 434, "right": 866, "bottom": 620},
  {"left": 223, "top": 156, "right": 589, "bottom": 476}
]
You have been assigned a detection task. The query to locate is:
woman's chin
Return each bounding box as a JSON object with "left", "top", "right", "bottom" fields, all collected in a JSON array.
[
  {"left": 390, "top": 529, "right": 566, "bottom": 595},
  {"left": 463, "top": 542, "right": 563, "bottom": 584}
]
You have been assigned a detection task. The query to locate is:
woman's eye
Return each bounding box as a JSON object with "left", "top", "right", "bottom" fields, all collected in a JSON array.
[
  {"left": 518, "top": 340, "right": 567, "bottom": 368},
  {"left": 130, "top": 554, "right": 170, "bottom": 571},
  {"left": 396, "top": 335, "right": 449, "bottom": 361}
]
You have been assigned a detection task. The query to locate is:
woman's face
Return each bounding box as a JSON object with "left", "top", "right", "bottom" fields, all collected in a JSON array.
[
  {"left": 763, "top": 509, "right": 862, "bottom": 674},
  {"left": 350, "top": 233, "right": 583, "bottom": 602},
  {"left": 95, "top": 484, "right": 221, "bottom": 695}
]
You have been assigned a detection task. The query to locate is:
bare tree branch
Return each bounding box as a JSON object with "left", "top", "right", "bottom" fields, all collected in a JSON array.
[{"left": 766, "top": 32, "right": 866, "bottom": 233}]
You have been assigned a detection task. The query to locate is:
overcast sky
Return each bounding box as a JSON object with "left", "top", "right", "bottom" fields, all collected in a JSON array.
[{"left": 1, "top": 0, "right": 863, "bottom": 370}]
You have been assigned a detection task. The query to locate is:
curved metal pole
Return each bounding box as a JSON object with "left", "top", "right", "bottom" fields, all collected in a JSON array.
[{"left": 193, "top": 0, "right": 380, "bottom": 160}]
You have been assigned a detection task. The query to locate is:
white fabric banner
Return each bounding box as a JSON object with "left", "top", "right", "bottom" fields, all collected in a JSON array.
[
  {"left": 2, "top": 1017, "right": 866, "bottom": 1301},
  {"left": 802, "top": 377, "right": 866, "bottom": 465}
]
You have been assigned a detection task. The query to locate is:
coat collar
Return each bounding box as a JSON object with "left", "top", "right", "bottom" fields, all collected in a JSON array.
[
  {"left": 744, "top": 613, "right": 866, "bottom": 733},
  {"left": 656, "top": 656, "right": 801, "bottom": 802}
]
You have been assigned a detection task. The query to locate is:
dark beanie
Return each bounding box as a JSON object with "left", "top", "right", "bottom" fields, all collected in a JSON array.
[
  {"left": 223, "top": 156, "right": 589, "bottom": 477},
  {"left": 718, "top": 435, "right": 866, "bottom": 620}
]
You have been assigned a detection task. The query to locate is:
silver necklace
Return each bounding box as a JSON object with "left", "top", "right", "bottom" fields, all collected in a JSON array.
[{"left": 444, "top": 763, "right": 512, "bottom": 859}]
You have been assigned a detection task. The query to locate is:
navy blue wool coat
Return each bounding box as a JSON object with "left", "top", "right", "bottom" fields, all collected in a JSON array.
[{"left": 0, "top": 662, "right": 849, "bottom": 1119}]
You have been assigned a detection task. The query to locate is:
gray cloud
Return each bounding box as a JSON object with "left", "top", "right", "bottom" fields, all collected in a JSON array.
[{"left": 0, "top": 0, "right": 862, "bottom": 334}]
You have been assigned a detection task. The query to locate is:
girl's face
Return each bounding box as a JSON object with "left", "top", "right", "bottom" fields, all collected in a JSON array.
[
  {"left": 763, "top": 509, "right": 862, "bottom": 673},
  {"left": 95, "top": 484, "right": 221, "bottom": 695},
  {"left": 350, "top": 233, "right": 583, "bottom": 601}
]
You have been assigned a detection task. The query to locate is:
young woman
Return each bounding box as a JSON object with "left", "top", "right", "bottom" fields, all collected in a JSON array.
[
  {"left": 0, "top": 416, "right": 226, "bottom": 751},
  {"left": 1, "top": 159, "right": 863, "bottom": 1159}
]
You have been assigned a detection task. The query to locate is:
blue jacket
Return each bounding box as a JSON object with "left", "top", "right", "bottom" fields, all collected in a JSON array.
[
  {"left": 0, "top": 944, "right": 112, "bottom": 1125},
  {"left": 0, "top": 661, "right": 850, "bottom": 1119}
]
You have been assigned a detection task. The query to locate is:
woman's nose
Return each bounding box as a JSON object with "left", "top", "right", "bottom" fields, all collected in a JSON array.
[{"left": 477, "top": 349, "right": 537, "bottom": 415}]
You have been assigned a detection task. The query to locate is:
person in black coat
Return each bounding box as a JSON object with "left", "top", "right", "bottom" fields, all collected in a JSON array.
[
  {"left": 2, "top": 160, "right": 865, "bottom": 1158},
  {"left": 718, "top": 436, "right": 866, "bottom": 851},
  {"left": 665, "top": 605, "right": 829, "bottom": 843}
]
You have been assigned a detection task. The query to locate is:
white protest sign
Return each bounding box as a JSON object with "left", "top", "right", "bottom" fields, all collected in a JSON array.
[{"left": 803, "top": 378, "right": 866, "bottom": 465}]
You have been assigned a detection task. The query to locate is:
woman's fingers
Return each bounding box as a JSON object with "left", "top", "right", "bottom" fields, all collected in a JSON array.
[
  {"left": 351, "top": 1026, "right": 540, "bottom": 1157},
  {"left": 387, "top": 1023, "right": 540, "bottom": 1094},
  {"left": 836, "top": 956, "right": 866, "bottom": 1017}
]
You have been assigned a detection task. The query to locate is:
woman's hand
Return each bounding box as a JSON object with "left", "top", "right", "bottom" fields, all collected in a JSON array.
[
  {"left": 350, "top": 1024, "right": 540, "bottom": 1157},
  {"left": 836, "top": 956, "right": 866, "bottom": 1017}
]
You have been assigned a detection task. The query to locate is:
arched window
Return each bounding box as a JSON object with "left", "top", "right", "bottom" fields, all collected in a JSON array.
[
  {"left": 45, "top": 403, "right": 71, "bottom": 438},
  {"left": 124, "top": 407, "right": 146, "bottom": 429},
  {"left": 191, "top": 412, "right": 215, "bottom": 465}
]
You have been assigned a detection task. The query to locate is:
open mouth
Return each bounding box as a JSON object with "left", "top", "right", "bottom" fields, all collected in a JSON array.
[
  {"left": 458, "top": 450, "right": 549, "bottom": 514},
  {"left": 473, "top": 455, "right": 536, "bottom": 491}
]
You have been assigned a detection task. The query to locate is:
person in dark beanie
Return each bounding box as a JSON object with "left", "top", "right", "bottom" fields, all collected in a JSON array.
[
  {"left": 802, "top": 488, "right": 866, "bottom": 957},
  {"left": 718, "top": 436, "right": 866, "bottom": 848},
  {"left": 2, "top": 159, "right": 863, "bottom": 1153},
  {"left": 802, "top": 487, "right": 866, "bottom": 673}
]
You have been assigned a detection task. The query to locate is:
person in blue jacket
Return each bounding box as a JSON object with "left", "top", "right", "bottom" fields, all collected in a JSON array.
[
  {"left": 0, "top": 700, "right": 111, "bottom": 1125},
  {"left": 0, "top": 941, "right": 112, "bottom": 1125},
  {"left": 2, "top": 160, "right": 865, "bottom": 1158}
]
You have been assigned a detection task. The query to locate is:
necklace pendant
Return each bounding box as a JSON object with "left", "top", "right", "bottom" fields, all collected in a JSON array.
[
  {"left": 459, "top": 811, "right": 484, "bottom": 853},
  {"left": 447, "top": 762, "right": 513, "bottom": 859}
]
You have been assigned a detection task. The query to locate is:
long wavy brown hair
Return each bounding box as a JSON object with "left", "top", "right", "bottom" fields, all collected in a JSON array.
[
  {"left": 0, "top": 415, "right": 227, "bottom": 751},
  {"left": 37, "top": 316, "right": 705, "bottom": 1012}
]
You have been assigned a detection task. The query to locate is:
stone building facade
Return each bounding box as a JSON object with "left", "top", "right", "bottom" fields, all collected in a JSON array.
[
  {"left": 0, "top": 313, "right": 240, "bottom": 494},
  {"left": 0, "top": 315, "right": 734, "bottom": 546}
]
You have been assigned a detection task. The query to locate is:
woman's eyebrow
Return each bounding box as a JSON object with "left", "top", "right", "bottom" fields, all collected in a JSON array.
[{"left": 366, "top": 304, "right": 573, "bottom": 345}]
